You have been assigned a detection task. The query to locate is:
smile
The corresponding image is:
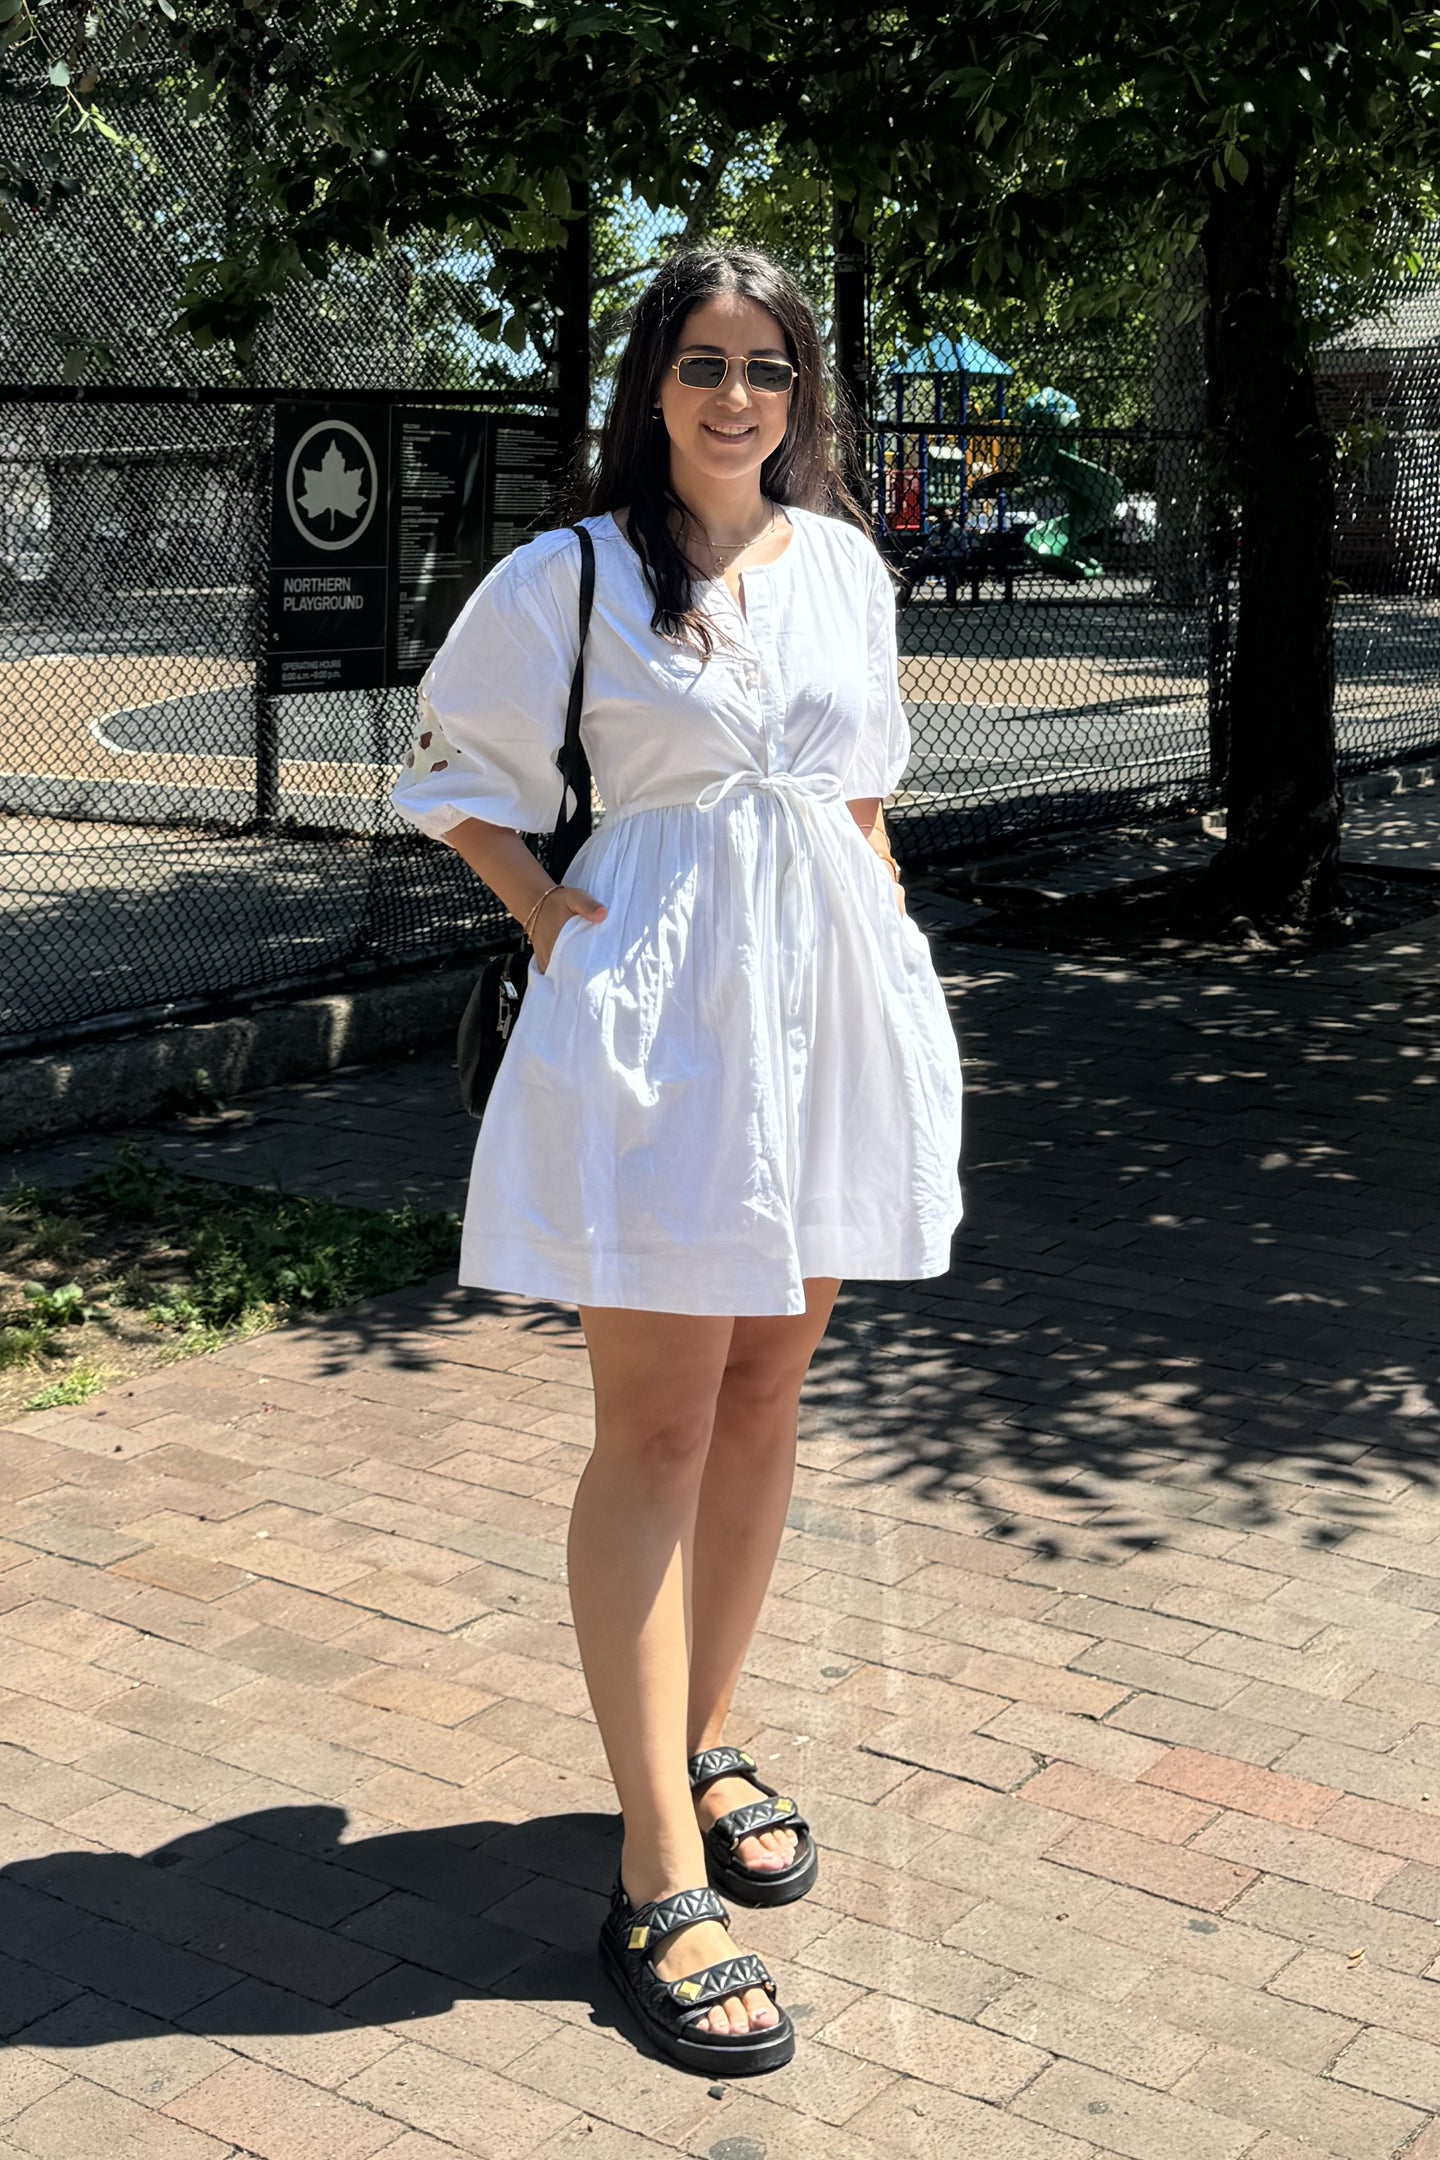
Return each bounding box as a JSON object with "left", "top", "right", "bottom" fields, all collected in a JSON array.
[{"left": 701, "top": 423, "right": 757, "bottom": 439}]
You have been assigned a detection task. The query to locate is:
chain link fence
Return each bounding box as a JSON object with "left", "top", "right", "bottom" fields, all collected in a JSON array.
[
  {"left": 1, "top": 20, "right": 561, "bottom": 1056},
  {"left": 1324, "top": 264, "right": 1440, "bottom": 777},
  {"left": 863, "top": 271, "right": 1440, "bottom": 863},
  {"left": 865, "top": 303, "right": 1218, "bottom": 860},
  {"left": 1, "top": 391, "right": 551, "bottom": 1053},
  {"left": 3, "top": 56, "right": 1440, "bottom": 1058}
]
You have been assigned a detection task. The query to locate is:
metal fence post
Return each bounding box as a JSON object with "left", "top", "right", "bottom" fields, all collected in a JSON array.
[
  {"left": 833, "top": 197, "right": 868, "bottom": 506},
  {"left": 1206, "top": 501, "right": 1234, "bottom": 795},
  {"left": 1201, "top": 281, "right": 1233, "bottom": 799},
  {"left": 254, "top": 711, "right": 281, "bottom": 830},
  {"left": 251, "top": 401, "right": 280, "bottom": 829},
  {"left": 557, "top": 182, "right": 592, "bottom": 499}
]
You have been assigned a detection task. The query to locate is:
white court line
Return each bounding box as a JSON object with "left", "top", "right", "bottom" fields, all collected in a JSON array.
[
  {"left": 84, "top": 695, "right": 254, "bottom": 764},
  {"left": 87, "top": 692, "right": 200, "bottom": 758}
]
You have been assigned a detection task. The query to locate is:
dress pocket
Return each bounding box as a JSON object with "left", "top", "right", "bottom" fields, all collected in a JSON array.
[{"left": 536, "top": 911, "right": 585, "bottom": 980}]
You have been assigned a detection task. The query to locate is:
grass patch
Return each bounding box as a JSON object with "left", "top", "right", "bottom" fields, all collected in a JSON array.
[
  {"left": 0, "top": 1143, "right": 461, "bottom": 1418},
  {"left": 24, "top": 1368, "right": 106, "bottom": 1412}
]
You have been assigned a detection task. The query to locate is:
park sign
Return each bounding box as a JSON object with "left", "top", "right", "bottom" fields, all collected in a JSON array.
[{"left": 266, "top": 404, "right": 559, "bottom": 693}]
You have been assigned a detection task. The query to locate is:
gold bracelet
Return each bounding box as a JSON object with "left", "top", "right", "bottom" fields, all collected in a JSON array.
[{"left": 521, "top": 884, "right": 562, "bottom": 944}]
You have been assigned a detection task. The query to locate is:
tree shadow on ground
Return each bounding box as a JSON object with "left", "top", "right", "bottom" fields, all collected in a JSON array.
[
  {"left": 795, "top": 917, "right": 1440, "bottom": 1562},
  {"left": 214, "top": 908, "right": 1440, "bottom": 1569},
  {"left": 0, "top": 1804, "right": 631, "bottom": 2053}
]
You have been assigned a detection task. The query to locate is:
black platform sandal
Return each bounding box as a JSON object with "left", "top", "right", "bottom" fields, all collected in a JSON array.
[
  {"left": 688, "top": 1746, "right": 819, "bottom": 1907},
  {"left": 598, "top": 1879, "right": 795, "bottom": 2077}
]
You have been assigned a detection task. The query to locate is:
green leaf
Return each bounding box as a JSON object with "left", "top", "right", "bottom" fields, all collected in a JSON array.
[
  {"left": 48, "top": 57, "right": 70, "bottom": 85},
  {"left": 1224, "top": 142, "right": 1249, "bottom": 183}
]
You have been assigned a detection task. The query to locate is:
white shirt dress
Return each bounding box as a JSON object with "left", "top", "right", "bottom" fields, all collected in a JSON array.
[{"left": 389, "top": 506, "right": 963, "bottom": 1318}]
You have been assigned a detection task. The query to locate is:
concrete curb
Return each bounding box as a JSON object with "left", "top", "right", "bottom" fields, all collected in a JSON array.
[
  {"left": 0, "top": 966, "right": 474, "bottom": 1155},
  {"left": 1343, "top": 754, "right": 1440, "bottom": 800}
]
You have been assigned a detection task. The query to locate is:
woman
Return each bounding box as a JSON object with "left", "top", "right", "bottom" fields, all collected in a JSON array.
[{"left": 390, "top": 244, "right": 963, "bottom": 2077}]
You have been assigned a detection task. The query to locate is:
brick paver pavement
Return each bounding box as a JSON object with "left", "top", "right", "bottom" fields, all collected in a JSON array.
[{"left": 1, "top": 850, "right": 1438, "bottom": 2160}]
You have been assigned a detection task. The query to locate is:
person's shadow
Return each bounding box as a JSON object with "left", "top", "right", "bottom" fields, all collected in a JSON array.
[{"left": 0, "top": 1804, "right": 630, "bottom": 2052}]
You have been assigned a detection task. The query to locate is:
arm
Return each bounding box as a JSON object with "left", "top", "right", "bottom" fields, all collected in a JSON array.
[
  {"left": 847, "top": 796, "right": 906, "bottom": 915},
  {"left": 391, "top": 534, "right": 605, "bottom": 970},
  {"left": 441, "top": 817, "right": 605, "bottom": 970}
]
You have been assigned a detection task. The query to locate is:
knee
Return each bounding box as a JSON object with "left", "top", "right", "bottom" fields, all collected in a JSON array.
[
  {"left": 717, "top": 1356, "right": 803, "bottom": 1427},
  {"left": 596, "top": 1406, "right": 714, "bottom": 1483}
]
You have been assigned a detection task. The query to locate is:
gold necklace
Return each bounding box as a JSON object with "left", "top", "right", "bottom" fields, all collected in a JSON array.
[{"left": 691, "top": 505, "right": 779, "bottom": 567}]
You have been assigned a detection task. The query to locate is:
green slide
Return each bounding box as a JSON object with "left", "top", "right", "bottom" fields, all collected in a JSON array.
[{"left": 1016, "top": 387, "right": 1124, "bottom": 579}]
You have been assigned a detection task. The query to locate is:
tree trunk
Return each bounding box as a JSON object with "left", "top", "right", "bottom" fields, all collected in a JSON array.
[{"left": 1201, "top": 162, "right": 1341, "bottom": 927}]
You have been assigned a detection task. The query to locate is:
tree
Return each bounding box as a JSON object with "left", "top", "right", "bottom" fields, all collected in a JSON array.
[
  {"left": 771, "top": 3, "right": 1440, "bottom": 925},
  {"left": 18, "top": 1, "right": 1440, "bottom": 924}
]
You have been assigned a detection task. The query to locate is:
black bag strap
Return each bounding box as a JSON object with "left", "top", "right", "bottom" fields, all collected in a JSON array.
[{"left": 548, "top": 521, "right": 595, "bottom": 883}]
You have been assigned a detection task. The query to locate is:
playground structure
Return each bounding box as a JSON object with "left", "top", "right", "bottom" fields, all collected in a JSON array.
[
  {"left": 876, "top": 334, "right": 1012, "bottom": 534},
  {"left": 874, "top": 335, "right": 1130, "bottom": 586},
  {"left": 1013, "top": 387, "right": 1127, "bottom": 580}
]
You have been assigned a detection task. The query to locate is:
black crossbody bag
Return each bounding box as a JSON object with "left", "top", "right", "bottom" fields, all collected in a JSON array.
[{"left": 455, "top": 522, "right": 596, "bottom": 1119}]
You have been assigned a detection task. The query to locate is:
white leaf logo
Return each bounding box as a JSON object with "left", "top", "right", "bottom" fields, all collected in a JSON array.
[
  {"left": 283, "top": 417, "right": 380, "bottom": 552},
  {"left": 299, "top": 439, "right": 367, "bottom": 531}
]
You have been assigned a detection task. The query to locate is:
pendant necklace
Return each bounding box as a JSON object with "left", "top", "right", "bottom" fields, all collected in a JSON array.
[{"left": 691, "top": 503, "right": 779, "bottom": 573}]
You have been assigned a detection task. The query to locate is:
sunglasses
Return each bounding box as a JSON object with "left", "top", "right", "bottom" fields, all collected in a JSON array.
[{"left": 670, "top": 353, "right": 798, "bottom": 394}]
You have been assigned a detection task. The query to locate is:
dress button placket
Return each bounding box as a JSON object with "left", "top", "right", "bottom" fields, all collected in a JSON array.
[{"left": 745, "top": 580, "right": 779, "bottom": 767}]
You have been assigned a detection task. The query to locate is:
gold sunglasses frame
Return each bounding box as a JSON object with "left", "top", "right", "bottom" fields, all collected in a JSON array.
[{"left": 668, "top": 353, "right": 800, "bottom": 394}]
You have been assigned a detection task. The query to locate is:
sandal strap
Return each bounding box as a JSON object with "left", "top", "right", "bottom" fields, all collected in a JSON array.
[
  {"left": 661, "top": 1952, "right": 777, "bottom": 2024},
  {"left": 711, "top": 1794, "right": 808, "bottom": 1854},
  {"left": 688, "top": 1745, "right": 769, "bottom": 1795},
  {"left": 621, "top": 1882, "right": 727, "bottom": 1953}
]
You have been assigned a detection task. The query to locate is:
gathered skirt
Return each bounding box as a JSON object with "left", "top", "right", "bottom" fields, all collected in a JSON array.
[{"left": 460, "top": 784, "right": 964, "bottom": 1317}]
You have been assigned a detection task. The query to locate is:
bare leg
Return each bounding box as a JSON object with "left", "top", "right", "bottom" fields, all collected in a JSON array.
[
  {"left": 570, "top": 1302, "right": 776, "bottom": 2038},
  {"left": 688, "top": 1278, "right": 841, "bottom": 1870}
]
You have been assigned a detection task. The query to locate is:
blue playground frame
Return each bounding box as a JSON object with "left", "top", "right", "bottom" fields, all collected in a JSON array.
[{"left": 874, "top": 332, "right": 1013, "bottom": 538}]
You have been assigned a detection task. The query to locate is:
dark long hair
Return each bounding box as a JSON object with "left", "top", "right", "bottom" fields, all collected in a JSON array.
[{"left": 573, "top": 244, "right": 868, "bottom": 651}]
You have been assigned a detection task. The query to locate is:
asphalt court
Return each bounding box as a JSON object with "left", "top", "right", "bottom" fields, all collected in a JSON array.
[
  {"left": 0, "top": 592, "right": 1434, "bottom": 845},
  {"left": 0, "top": 653, "right": 414, "bottom": 847}
]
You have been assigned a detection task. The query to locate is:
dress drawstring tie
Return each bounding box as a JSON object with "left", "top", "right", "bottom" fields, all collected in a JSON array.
[{"left": 695, "top": 770, "right": 845, "bottom": 1202}]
